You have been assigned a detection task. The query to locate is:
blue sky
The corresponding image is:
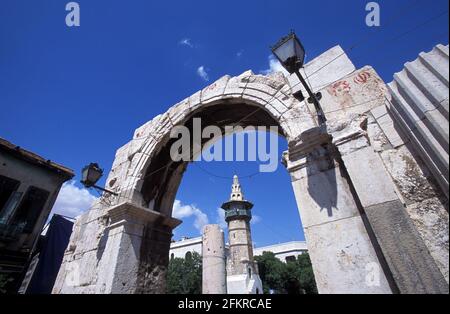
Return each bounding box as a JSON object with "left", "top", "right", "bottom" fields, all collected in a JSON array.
[{"left": 0, "top": 0, "right": 448, "bottom": 247}]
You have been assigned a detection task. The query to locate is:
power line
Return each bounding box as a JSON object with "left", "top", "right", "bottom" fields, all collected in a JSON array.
[
  {"left": 259, "top": 219, "right": 293, "bottom": 242},
  {"left": 290, "top": 0, "right": 438, "bottom": 91},
  {"left": 192, "top": 161, "right": 262, "bottom": 181}
]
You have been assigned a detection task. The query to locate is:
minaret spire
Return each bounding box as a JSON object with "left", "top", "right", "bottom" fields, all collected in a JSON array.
[{"left": 230, "top": 175, "right": 244, "bottom": 201}]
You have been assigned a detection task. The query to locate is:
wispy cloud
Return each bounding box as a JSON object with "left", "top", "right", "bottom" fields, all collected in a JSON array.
[
  {"left": 236, "top": 50, "right": 244, "bottom": 58},
  {"left": 179, "top": 38, "right": 194, "bottom": 48},
  {"left": 216, "top": 208, "right": 227, "bottom": 229},
  {"left": 51, "top": 181, "right": 97, "bottom": 218},
  {"left": 197, "top": 65, "right": 209, "bottom": 81},
  {"left": 260, "top": 55, "right": 289, "bottom": 77},
  {"left": 173, "top": 200, "right": 209, "bottom": 233},
  {"left": 251, "top": 215, "right": 262, "bottom": 225}
]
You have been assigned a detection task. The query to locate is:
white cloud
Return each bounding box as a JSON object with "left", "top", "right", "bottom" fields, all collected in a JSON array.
[
  {"left": 196, "top": 66, "right": 209, "bottom": 81},
  {"left": 172, "top": 200, "right": 209, "bottom": 233},
  {"left": 51, "top": 181, "right": 97, "bottom": 218},
  {"left": 251, "top": 215, "right": 262, "bottom": 225},
  {"left": 216, "top": 208, "right": 227, "bottom": 229},
  {"left": 179, "top": 38, "right": 194, "bottom": 48},
  {"left": 260, "top": 55, "right": 290, "bottom": 77}
]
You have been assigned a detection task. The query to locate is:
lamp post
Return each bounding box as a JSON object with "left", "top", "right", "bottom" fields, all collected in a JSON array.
[
  {"left": 81, "top": 163, "right": 118, "bottom": 196},
  {"left": 271, "top": 31, "right": 327, "bottom": 125}
]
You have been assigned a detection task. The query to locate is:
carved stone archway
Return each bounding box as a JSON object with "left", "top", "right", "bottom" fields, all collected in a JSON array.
[{"left": 53, "top": 49, "right": 448, "bottom": 294}]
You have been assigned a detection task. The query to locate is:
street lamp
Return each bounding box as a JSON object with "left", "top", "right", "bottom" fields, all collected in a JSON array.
[
  {"left": 81, "top": 163, "right": 117, "bottom": 195},
  {"left": 271, "top": 31, "right": 327, "bottom": 125}
]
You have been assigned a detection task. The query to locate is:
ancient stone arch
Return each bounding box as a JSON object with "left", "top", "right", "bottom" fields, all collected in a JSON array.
[
  {"left": 53, "top": 46, "right": 449, "bottom": 294},
  {"left": 113, "top": 71, "right": 315, "bottom": 216}
]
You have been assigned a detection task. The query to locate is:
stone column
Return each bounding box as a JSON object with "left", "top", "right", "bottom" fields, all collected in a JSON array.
[
  {"left": 285, "top": 127, "right": 392, "bottom": 294},
  {"left": 95, "top": 202, "right": 181, "bottom": 294},
  {"left": 202, "top": 225, "right": 227, "bottom": 294},
  {"left": 334, "top": 128, "right": 449, "bottom": 294}
]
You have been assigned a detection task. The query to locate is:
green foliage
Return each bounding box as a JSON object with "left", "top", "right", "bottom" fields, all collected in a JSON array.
[
  {"left": 0, "top": 273, "right": 15, "bottom": 294},
  {"left": 254, "top": 252, "right": 286, "bottom": 293},
  {"left": 166, "top": 251, "right": 202, "bottom": 294},
  {"left": 255, "top": 251, "right": 318, "bottom": 294}
]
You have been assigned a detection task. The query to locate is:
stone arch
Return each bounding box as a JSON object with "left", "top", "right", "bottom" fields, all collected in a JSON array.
[
  {"left": 86, "top": 71, "right": 393, "bottom": 294},
  {"left": 113, "top": 71, "right": 317, "bottom": 215},
  {"left": 53, "top": 63, "right": 449, "bottom": 294}
]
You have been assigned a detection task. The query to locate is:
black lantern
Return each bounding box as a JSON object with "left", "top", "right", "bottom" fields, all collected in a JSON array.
[
  {"left": 271, "top": 31, "right": 327, "bottom": 125},
  {"left": 271, "top": 31, "right": 305, "bottom": 74},
  {"left": 81, "top": 163, "right": 117, "bottom": 195},
  {"left": 81, "top": 163, "right": 103, "bottom": 187}
]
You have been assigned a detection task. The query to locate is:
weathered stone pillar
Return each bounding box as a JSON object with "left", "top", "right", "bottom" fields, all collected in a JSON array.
[
  {"left": 285, "top": 127, "right": 392, "bottom": 294},
  {"left": 202, "top": 225, "right": 227, "bottom": 294},
  {"left": 95, "top": 202, "right": 181, "bottom": 294},
  {"left": 334, "top": 128, "right": 449, "bottom": 294}
]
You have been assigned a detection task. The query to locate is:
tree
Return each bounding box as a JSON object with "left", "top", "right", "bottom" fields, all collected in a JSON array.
[
  {"left": 255, "top": 251, "right": 318, "bottom": 294},
  {"left": 166, "top": 252, "right": 202, "bottom": 294},
  {"left": 294, "top": 252, "right": 318, "bottom": 294},
  {"left": 254, "top": 251, "right": 286, "bottom": 294}
]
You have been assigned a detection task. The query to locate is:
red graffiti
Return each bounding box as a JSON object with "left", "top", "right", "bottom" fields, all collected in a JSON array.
[
  {"left": 354, "top": 71, "right": 371, "bottom": 84},
  {"left": 329, "top": 80, "right": 351, "bottom": 97},
  {"left": 205, "top": 82, "right": 217, "bottom": 92}
]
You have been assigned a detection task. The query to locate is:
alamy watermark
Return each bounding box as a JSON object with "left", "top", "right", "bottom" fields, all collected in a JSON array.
[
  {"left": 66, "top": 2, "right": 80, "bottom": 27},
  {"left": 366, "top": 2, "right": 381, "bottom": 27},
  {"left": 169, "top": 118, "right": 279, "bottom": 173}
]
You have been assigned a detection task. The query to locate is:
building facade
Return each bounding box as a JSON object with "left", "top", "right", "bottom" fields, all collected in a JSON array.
[
  {"left": 170, "top": 237, "right": 307, "bottom": 263},
  {"left": 0, "top": 138, "right": 74, "bottom": 293}
]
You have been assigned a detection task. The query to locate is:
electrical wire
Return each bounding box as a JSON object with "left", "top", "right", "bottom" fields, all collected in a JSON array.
[{"left": 290, "top": 0, "right": 438, "bottom": 91}]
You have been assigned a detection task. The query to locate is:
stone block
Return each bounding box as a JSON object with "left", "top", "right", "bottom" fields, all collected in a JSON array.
[
  {"left": 279, "top": 105, "right": 317, "bottom": 140},
  {"left": 201, "top": 75, "right": 230, "bottom": 103},
  {"left": 316, "top": 66, "right": 387, "bottom": 121},
  {"left": 189, "top": 90, "right": 202, "bottom": 112},
  {"left": 222, "top": 75, "right": 245, "bottom": 98},
  {"left": 287, "top": 45, "right": 356, "bottom": 92},
  {"left": 364, "top": 199, "right": 449, "bottom": 294},
  {"left": 167, "top": 98, "right": 191, "bottom": 126},
  {"left": 304, "top": 215, "right": 391, "bottom": 294},
  {"left": 291, "top": 166, "right": 361, "bottom": 228},
  {"left": 405, "top": 197, "right": 449, "bottom": 284},
  {"left": 379, "top": 145, "right": 440, "bottom": 205},
  {"left": 371, "top": 104, "right": 406, "bottom": 148},
  {"left": 341, "top": 146, "right": 399, "bottom": 208}
]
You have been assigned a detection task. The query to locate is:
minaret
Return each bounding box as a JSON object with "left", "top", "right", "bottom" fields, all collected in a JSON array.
[{"left": 221, "top": 175, "right": 263, "bottom": 294}]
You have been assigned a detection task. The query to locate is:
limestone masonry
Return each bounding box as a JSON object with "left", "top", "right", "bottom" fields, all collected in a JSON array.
[
  {"left": 202, "top": 225, "right": 226, "bottom": 294},
  {"left": 53, "top": 44, "right": 449, "bottom": 294}
]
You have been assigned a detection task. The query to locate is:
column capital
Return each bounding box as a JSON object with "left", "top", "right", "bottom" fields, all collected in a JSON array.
[
  {"left": 288, "top": 126, "right": 332, "bottom": 159},
  {"left": 284, "top": 127, "right": 335, "bottom": 180},
  {"left": 329, "top": 116, "right": 370, "bottom": 156},
  {"left": 107, "top": 202, "right": 181, "bottom": 230}
]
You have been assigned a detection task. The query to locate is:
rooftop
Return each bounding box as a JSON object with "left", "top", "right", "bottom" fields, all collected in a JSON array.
[{"left": 0, "top": 137, "right": 75, "bottom": 179}]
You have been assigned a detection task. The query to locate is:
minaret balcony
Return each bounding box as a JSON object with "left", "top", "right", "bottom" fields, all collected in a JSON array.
[{"left": 224, "top": 208, "right": 252, "bottom": 222}]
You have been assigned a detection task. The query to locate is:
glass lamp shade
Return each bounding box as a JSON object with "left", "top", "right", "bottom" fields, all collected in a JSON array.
[
  {"left": 271, "top": 32, "right": 305, "bottom": 74},
  {"left": 81, "top": 163, "right": 103, "bottom": 187}
]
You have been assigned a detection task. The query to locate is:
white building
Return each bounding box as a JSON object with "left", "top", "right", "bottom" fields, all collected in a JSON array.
[{"left": 170, "top": 237, "right": 308, "bottom": 263}]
